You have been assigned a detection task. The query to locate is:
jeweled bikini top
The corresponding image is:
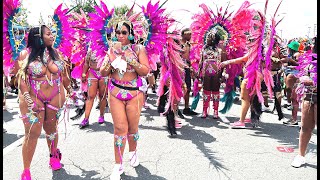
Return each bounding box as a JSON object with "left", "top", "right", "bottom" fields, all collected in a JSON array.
[{"left": 28, "top": 53, "right": 64, "bottom": 78}]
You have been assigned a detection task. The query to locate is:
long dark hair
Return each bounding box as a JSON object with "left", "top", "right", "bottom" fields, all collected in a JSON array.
[
  {"left": 25, "top": 25, "right": 59, "bottom": 72},
  {"left": 115, "top": 22, "right": 135, "bottom": 44},
  {"left": 205, "top": 32, "right": 221, "bottom": 50}
]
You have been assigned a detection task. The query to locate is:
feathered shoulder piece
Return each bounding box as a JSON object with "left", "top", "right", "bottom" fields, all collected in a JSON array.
[
  {"left": 3, "top": 0, "right": 27, "bottom": 76},
  {"left": 294, "top": 52, "right": 317, "bottom": 103},
  {"left": 87, "top": 0, "right": 114, "bottom": 63},
  {"left": 158, "top": 31, "right": 186, "bottom": 112},
  {"left": 70, "top": 9, "right": 90, "bottom": 79},
  {"left": 51, "top": 4, "right": 75, "bottom": 59},
  {"left": 140, "top": 0, "right": 171, "bottom": 71},
  {"left": 245, "top": 0, "right": 283, "bottom": 103},
  {"left": 296, "top": 52, "right": 317, "bottom": 85}
]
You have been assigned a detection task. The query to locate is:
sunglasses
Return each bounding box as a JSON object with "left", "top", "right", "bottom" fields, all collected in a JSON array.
[{"left": 115, "top": 30, "right": 128, "bottom": 35}]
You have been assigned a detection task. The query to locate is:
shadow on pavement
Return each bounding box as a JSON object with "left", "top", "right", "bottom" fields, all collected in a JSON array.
[
  {"left": 178, "top": 125, "right": 230, "bottom": 173},
  {"left": 304, "top": 163, "right": 318, "bottom": 169},
  {"left": 52, "top": 162, "right": 102, "bottom": 180},
  {"left": 72, "top": 121, "right": 114, "bottom": 134},
  {"left": 247, "top": 121, "right": 317, "bottom": 157},
  {"left": 3, "top": 133, "right": 22, "bottom": 148},
  {"left": 183, "top": 115, "right": 229, "bottom": 129},
  {"left": 122, "top": 164, "right": 167, "bottom": 180},
  {"left": 3, "top": 109, "right": 18, "bottom": 123}
]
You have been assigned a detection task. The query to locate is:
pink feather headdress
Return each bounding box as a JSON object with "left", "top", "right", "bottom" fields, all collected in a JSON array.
[
  {"left": 245, "top": 0, "right": 283, "bottom": 103},
  {"left": 51, "top": 4, "right": 75, "bottom": 59},
  {"left": 190, "top": 1, "right": 256, "bottom": 113},
  {"left": 3, "top": 0, "right": 27, "bottom": 76},
  {"left": 87, "top": 0, "right": 114, "bottom": 63},
  {"left": 70, "top": 9, "right": 90, "bottom": 80}
]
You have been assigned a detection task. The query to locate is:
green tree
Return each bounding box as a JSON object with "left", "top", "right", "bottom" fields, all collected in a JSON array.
[{"left": 69, "top": 0, "right": 97, "bottom": 14}]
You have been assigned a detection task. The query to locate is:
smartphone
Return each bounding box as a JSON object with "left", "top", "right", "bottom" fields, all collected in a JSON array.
[{"left": 113, "top": 42, "right": 122, "bottom": 51}]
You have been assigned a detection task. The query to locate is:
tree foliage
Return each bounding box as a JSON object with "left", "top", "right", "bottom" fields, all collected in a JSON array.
[{"left": 69, "top": 0, "right": 97, "bottom": 14}]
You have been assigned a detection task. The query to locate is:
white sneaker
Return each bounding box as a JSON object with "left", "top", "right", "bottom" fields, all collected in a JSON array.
[
  {"left": 291, "top": 155, "right": 306, "bottom": 168},
  {"left": 110, "top": 164, "right": 124, "bottom": 180},
  {"left": 261, "top": 105, "right": 270, "bottom": 112},
  {"left": 129, "top": 151, "right": 140, "bottom": 167}
]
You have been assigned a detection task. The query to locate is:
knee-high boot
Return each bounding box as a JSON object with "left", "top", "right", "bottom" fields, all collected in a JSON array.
[
  {"left": 201, "top": 90, "right": 211, "bottom": 118},
  {"left": 166, "top": 108, "right": 177, "bottom": 137},
  {"left": 212, "top": 91, "right": 220, "bottom": 119}
]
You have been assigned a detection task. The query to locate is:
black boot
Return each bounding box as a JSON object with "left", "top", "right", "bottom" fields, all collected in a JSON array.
[
  {"left": 275, "top": 97, "right": 284, "bottom": 120},
  {"left": 158, "top": 86, "right": 168, "bottom": 114},
  {"left": 166, "top": 109, "right": 177, "bottom": 137},
  {"left": 177, "top": 109, "right": 185, "bottom": 119},
  {"left": 71, "top": 104, "right": 86, "bottom": 120},
  {"left": 250, "top": 95, "right": 262, "bottom": 128}
]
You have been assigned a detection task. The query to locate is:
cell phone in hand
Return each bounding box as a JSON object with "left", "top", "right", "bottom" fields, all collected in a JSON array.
[{"left": 113, "top": 42, "right": 122, "bottom": 51}]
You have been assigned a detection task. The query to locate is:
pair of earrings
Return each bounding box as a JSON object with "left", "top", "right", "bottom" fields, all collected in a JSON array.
[{"left": 112, "top": 34, "right": 134, "bottom": 41}]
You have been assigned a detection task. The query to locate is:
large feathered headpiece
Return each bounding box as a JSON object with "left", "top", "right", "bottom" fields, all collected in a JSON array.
[
  {"left": 50, "top": 4, "right": 75, "bottom": 59},
  {"left": 190, "top": 1, "right": 256, "bottom": 113},
  {"left": 70, "top": 8, "right": 90, "bottom": 80},
  {"left": 3, "top": 0, "right": 27, "bottom": 76},
  {"left": 244, "top": 0, "right": 283, "bottom": 104}
]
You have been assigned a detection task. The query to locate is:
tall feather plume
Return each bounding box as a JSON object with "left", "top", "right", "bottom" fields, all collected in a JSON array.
[
  {"left": 263, "top": 0, "right": 283, "bottom": 99},
  {"left": 190, "top": 1, "right": 256, "bottom": 113},
  {"left": 3, "top": 0, "right": 27, "bottom": 76},
  {"left": 70, "top": 8, "right": 89, "bottom": 80}
]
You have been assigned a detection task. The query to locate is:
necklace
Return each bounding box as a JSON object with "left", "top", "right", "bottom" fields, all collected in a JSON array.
[{"left": 121, "top": 44, "right": 130, "bottom": 51}]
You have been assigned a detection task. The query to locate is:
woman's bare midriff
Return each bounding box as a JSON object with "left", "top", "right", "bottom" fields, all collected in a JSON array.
[{"left": 110, "top": 72, "right": 140, "bottom": 98}]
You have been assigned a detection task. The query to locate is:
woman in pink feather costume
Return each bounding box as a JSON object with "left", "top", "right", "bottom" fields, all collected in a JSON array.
[
  {"left": 291, "top": 41, "right": 317, "bottom": 168},
  {"left": 197, "top": 30, "right": 227, "bottom": 119},
  {"left": 100, "top": 21, "right": 150, "bottom": 180},
  {"left": 78, "top": 44, "right": 109, "bottom": 129},
  {"left": 17, "top": 25, "right": 72, "bottom": 180}
]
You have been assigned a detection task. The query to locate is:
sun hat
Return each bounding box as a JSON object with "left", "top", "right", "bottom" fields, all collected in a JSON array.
[{"left": 287, "top": 41, "right": 299, "bottom": 51}]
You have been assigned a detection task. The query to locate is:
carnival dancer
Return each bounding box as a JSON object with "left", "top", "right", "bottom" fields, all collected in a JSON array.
[
  {"left": 190, "top": 2, "right": 252, "bottom": 119},
  {"left": 269, "top": 38, "right": 287, "bottom": 120},
  {"left": 158, "top": 34, "right": 187, "bottom": 136},
  {"left": 197, "top": 29, "right": 226, "bottom": 118},
  {"left": 78, "top": 44, "right": 109, "bottom": 128},
  {"left": 100, "top": 20, "right": 149, "bottom": 179},
  {"left": 282, "top": 40, "right": 301, "bottom": 125},
  {"left": 261, "top": 38, "right": 287, "bottom": 120},
  {"left": 17, "top": 25, "right": 72, "bottom": 179},
  {"left": 291, "top": 40, "right": 317, "bottom": 168},
  {"left": 4, "top": 1, "right": 74, "bottom": 178},
  {"left": 91, "top": 1, "right": 176, "bottom": 178},
  {"left": 221, "top": 0, "right": 284, "bottom": 128},
  {"left": 180, "top": 28, "right": 198, "bottom": 116}
]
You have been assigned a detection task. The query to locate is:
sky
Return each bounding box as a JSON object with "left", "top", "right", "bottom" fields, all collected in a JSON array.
[{"left": 22, "top": 0, "right": 317, "bottom": 40}]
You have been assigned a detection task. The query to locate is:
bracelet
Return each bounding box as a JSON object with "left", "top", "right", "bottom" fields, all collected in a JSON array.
[
  {"left": 104, "top": 62, "right": 111, "bottom": 70},
  {"left": 23, "top": 92, "right": 33, "bottom": 105}
]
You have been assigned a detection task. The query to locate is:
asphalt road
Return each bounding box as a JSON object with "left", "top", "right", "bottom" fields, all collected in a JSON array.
[{"left": 3, "top": 88, "right": 317, "bottom": 180}]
